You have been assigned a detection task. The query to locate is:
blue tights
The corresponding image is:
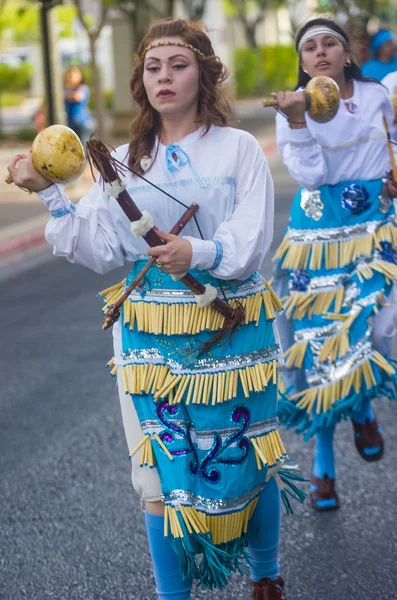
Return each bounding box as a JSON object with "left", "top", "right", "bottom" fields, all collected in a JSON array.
[
  {"left": 312, "top": 399, "right": 378, "bottom": 488},
  {"left": 144, "top": 477, "right": 281, "bottom": 599}
]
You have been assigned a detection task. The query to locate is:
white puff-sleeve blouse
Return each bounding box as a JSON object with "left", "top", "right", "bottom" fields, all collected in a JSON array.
[
  {"left": 276, "top": 79, "right": 395, "bottom": 190},
  {"left": 38, "top": 125, "right": 274, "bottom": 281}
]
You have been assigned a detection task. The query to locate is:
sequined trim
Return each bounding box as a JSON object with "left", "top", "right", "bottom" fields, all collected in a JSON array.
[
  {"left": 306, "top": 339, "right": 373, "bottom": 387},
  {"left": 120, "top": 343, "right": 281, "bottom": 374},
  {"left": 162, "top": 482, "right": 267, "bottom": 514},
  {"left": 120, "top": 348, "right": 164, "bottom": 364},
  {"left": 127, "top": 176, "right": 235, "bottom": 195},
  {"left": 140, "top": 417, "right": 279, "bottom": 450},
  {"left": 300, "top": 189, "right": 324, "bottom": 221},
  {"left": 126, "top": 272, "right": 265, "bottom": 303},
  {"left": 166, "top": 344, "right": 281, "bottom": 375},
  {"left": 287, "top": 217, "right": 396, "bottom": 245},
  {"left": 294, "top": 290, "right": 383, "bottom": 344},
  {"left": 288, "top": 256, "right": 389, "bottom": 294},
  {"left": 211, "top": 240, "right": 223, "bottom": 270}
]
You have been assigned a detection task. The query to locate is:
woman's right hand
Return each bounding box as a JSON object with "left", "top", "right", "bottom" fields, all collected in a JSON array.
[
  {"left": 272, "top": 91, "right": 307, "bottom": 125},
  {"left": 7, "top": 153, "right": 52, "bottom": 193}
]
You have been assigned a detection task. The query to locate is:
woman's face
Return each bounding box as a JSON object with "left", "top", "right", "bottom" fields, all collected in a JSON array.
[
  {"left": 300, "top": 29, "right": 349, "bottom": 81},
  {"left": 143, "top": 36, "right": 200, "bottom": 118},
  {"left": 65, "top": 67, "right": 82, "bottom": 88}
]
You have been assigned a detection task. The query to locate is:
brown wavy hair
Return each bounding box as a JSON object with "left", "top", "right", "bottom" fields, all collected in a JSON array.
[{"left": 128, "top": 18, "right": 232, "bottom": 174}]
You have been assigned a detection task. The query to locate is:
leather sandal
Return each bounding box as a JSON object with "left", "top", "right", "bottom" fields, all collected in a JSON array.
[
  {"left": 352, "top": 418, "right": 384, "bottom": 462},
  {"left": 251, "top": 575, "right": 287, "bottom": 599},
  {"left": 309, "top": 474, "right": 339, "bottom": 511}
]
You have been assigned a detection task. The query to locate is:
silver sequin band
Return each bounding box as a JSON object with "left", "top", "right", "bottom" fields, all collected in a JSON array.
[
  {"left": 298, "top": 27, "right": 347, "bottom": 54},
  {"left": 287, "top": 215, "right": 397, "bottom": 245},
  {"left": 140, "top": 417, "right": 279, "bottom": 450},
  {"left": 294, "top": 290, "right": 382, "bottom": 343},
  {"left": 120, "top": 344, "right": 281, "bottom": 374},
  {"left": 288, "top": 256, "right": 389, "bottom": 294},
  {"left": 306, "top": 338, "right": 374, "bottom": 388},
  {"left": 162, "top": 463, "right": 294, "bottom": 513},
  {"left": 126, "top": 273, "right": 265, "bottom": 303},
  {"left": 162, "top": 482, "right": 267, "bottom": 514}
]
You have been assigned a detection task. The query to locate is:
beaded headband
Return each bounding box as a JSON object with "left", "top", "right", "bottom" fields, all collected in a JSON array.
[
  {"left": 142, "top": 41, "right": 206, "bottom": 59},
  {"left": 298, "top": 27, "right": 347, "bottom": 54}
]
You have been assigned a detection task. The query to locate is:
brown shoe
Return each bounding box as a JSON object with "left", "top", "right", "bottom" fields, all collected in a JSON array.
[
  {"left": 251, "top": 576, "right": 287, "bottom": 599},
  {"left": 310, "top": 474, "right": 339, "bottom": 511},
  {"left": 352, "top": 418, "right": 384, "bottom": 462}
]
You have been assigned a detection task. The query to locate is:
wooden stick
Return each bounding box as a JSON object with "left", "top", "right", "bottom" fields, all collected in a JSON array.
[
  {"left": 102, "top": 203, "right": 199, "bottom": 330},
  {"left": 383, "top": 115, "right": 397, "bottom": 181}
]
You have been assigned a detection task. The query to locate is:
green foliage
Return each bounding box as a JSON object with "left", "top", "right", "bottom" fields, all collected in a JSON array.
[
  {"left": 234, "top": 45, "right": 297, "bottom": 97},
  {"left": 0, "top": 63, "right": 32, "bottom": 92},
  {"left": 0, "top": 1, "right": 78, "bottom": 44}
]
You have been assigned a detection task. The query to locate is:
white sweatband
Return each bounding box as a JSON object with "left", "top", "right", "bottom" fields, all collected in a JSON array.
[
  {"left": 105, "top": 179, "right": 127, "bottom": 199},
  {"left": 195, "top": 284, "right": 217, "bottom": 308},
  {"left": 130, "top": 211, "right": 154, "bottom": 236},
  {"left": 298, "top": 27, "right": 347, "bottom": 54}
]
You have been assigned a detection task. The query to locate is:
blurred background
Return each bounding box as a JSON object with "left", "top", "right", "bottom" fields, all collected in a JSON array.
[{"left": 0, "top": 0, "right": 395, "bottom": 141}]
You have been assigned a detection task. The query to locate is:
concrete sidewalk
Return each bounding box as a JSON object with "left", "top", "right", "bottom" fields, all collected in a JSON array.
[{"left": 0, "top": 121, "right": 277, "bottom": 269}]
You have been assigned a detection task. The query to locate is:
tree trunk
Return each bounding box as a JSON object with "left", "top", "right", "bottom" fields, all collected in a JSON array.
[
  {"left": 245, "top": 23, "right": 257, "bottom": 49},
  {"left": 88, "top": 34, "right": 105, "bottom": 141}
]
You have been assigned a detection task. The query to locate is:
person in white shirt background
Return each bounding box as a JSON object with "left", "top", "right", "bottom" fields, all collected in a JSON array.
[
  {"left": 381, "top": 70, "right": 397, "bottom": 143},
  {"left": 273, "top": 17, "right": 397, "bottom": 512},
  {"left": 7, "top": 17, "right": 305, "bottom": 600}
]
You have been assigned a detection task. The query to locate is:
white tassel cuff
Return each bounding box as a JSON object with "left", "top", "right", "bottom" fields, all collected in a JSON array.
[
  {"left": 105, "top": 179, "right": 127, "bottom": 199},
  {"left": 130, "top": 211, "right": 154, "bottom": 236},
  {"left": 195, "top": 284, "right": 218, "bottom": 308},
  {"left": 171, "top": 271, "right": 188, "bottom": 281}
]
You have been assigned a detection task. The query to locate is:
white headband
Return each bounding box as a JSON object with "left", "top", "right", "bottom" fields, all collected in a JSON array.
[{"left": 298, "top": 27, "right": 347, "bottom": 54}]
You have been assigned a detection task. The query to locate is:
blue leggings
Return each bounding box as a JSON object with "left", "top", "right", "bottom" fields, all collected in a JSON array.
[
  {"left": 312, "top": 398, "right": 376, "bottom": 482},
  {"left": 145, "top": 477, "right": 281, "bottom": 599}
]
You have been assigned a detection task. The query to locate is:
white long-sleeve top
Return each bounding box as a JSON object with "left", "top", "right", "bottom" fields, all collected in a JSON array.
[
  {"left": 38, "top": 125, "right": 274, "bottom": 280},
  {"left": 381, "top": 71, "right": 397, "bottom": 143},
  {"left": 276, "top": 79, "right": 395, "bottom": 190}
]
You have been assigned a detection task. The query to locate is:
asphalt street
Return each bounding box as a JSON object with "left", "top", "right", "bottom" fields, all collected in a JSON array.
[{"left": 1, "top": 117, "right": 397, "bottom": 600}]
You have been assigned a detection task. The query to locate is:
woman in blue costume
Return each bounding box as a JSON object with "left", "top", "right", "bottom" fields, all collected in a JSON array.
[
  {"left": 273, "top": 17, "right": 397, "bottom": 511},
  {"left": 8, "top": 18, "right": 304, "bottom": 600}
]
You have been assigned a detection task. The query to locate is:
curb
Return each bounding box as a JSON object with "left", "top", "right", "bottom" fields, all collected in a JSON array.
[{"left": 0, "top": 136, "right": 278, "bottom": 264}]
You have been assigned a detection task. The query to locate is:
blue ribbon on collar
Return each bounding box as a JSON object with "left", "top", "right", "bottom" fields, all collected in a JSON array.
[{"left": 165, "top": 144, "right": 207, "bottom": 188}]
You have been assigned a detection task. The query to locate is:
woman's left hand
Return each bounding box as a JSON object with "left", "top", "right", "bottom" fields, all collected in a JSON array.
[
  {"left": 147, "top": 230, "right": 192, "bottom": 274},
  {"left": 385, "top": 178, "right": 397, "bottom": 198}
]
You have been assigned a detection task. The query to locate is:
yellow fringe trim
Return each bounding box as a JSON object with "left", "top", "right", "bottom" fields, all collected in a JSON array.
[
  {"left": 284, "top": 341, "right": 308, "bottom": 369},
  {"left": 356, "top": 260, "right": 397, "bottom": 285},
  {"left": 128, "top": 432, "right": 175, "bottom": 467},
  {"left": 106, "top": 357, "right": 117, "bottom": 377},
  {"left": 275, "top": 223, "right": 397, "bottom": 271},
  {"left": 251, "top": 430, "right": 287, "bottom": 469},
  {"left": 121, "top": 361, "right": 278, "bottom": 403},
  {"left": 283, "top": 287, "right": 344, "bottom": 320},
  {"left": 290, "top": 351, "right": 395, "bottom": 414},
  {"left": 285, "top": 309, "right": 362, "bottom": 367},
  {"left": 164, "top": 497, "right": 259, "bottom": 545},
  {"left": 98, "top": 281, "right": 282, "bottom": 336}
]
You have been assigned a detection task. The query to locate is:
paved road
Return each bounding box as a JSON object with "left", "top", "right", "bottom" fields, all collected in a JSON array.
[{"left": 1, "top": 120, "right": 397, "bottom": 600}]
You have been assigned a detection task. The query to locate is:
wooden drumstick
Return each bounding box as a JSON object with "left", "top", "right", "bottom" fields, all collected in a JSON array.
[{"left": 383, "top": 115, "right": 397, "bottom": 182}]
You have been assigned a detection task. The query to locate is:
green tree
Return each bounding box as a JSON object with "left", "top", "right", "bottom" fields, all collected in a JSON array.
[{"left": 223, "top": 0, "right": 287, "bottom": 49}]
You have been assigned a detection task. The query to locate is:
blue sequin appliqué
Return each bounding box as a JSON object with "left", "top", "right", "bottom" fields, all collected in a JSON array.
[{"left": 341, "top": 184, "right": 370, "bottom": 216}]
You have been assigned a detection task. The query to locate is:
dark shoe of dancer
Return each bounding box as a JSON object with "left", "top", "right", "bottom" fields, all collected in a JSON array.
[
  {"left": 309, "top": 474, "right": 339, "bottom": 511},
  {"left": 352, "top": 417, "right": 384, "bottom": 461},
  {"left": 251, "top": 576, "right": 287, "bottom": 599}
]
